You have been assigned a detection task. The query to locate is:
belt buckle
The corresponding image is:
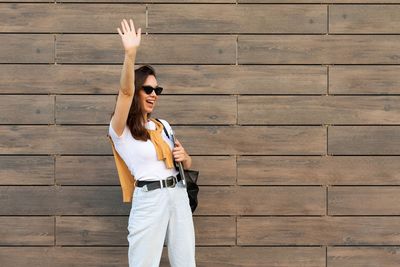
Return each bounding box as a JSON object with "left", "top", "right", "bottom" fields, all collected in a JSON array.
[{"left": 166, "top": 176, "right": 176, "bottom": 188}]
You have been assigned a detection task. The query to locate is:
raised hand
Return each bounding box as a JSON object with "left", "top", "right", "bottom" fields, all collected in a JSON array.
[{"left": 117, "top": 18, "right": 141, "bottom": 56}]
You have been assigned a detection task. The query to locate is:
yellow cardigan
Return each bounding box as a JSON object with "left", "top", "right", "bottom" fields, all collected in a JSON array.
[{"left": 107, "top": 118, "right": 175, "bottom": 203}]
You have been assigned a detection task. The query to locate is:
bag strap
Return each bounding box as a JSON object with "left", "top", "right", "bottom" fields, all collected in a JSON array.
[
  {"left": 155, "top": 118, "right": 172, "bottom": 140},
  {"left": 155, "top": 118, "right": 180, "bottom": 171}
]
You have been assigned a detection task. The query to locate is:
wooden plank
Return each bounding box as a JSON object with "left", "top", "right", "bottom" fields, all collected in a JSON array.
[
  {"left": 0, "top": 4, "right": 325, "bottom": 34},
  {"left": 148, "top": 4, "right": 326, "bottom": 33},
  {"left": 0, "top": 246, "right": 324, "bottom": 267},
  {"left": 329, "top": 126, "right": 400, "bottom": 155},
  {"left": 330, "top": 5, "right": 400, "bottom": 33},
  {"left": 0, "top": 186, "right": 130, "bottom": 215},
  {"left": 56, "top": 95, "right": 236, "bottom": 124},
  {"left": 0, "top": 64, "right": 121, "bottom": 94},
  {"left": 0, "top": 186, "right": 322, "bottom": 215},
  {"left": 57, "top": 155, "right": 235, "bottom": 185},
  {"left": 56, "top": 95, "right": 115, "bottom": 124},
  {"left": 0, "top": 156, "right": 54, "bottom": 185},
  {"left": 329, "top": 186, "right": 400, "bottom": 215},
  {"left": 239, "top": 96, "right": 400, "bottom": 124},
  {"left": 197, "top": 186, "right": 325, "bottom": 215},
  {"left": 0, "top": 34, "right": 54, "bottom": 63},
  {"left": 238, "top": 35, "right": 400, "bottom": 64},
  {"left": 238, "top": 156, "right": 400, "bottom": 185},
  {"left": 328, "top": 247, "right": 400, "bottom": 267},
  {"left": 56, "top": 156, "right": 117, "bottom": 185},
  {"left": 0, "top": 4, "right": 145, "bottom": 33},
  {"left": 238, "top": 216, "right": 400, "bottom": 245},
  {"left": 194, "top": 247, "right": 325, "bottom": 267},
  {"left": 239, "top": 0, "right": 400, "bottom": 2},
  {"left": 0, "top": 186, "right": 56, "bottom": 215},
  {"left": 0, "top": 0, "right": 53, "bottom": 2},
  {"left": 0, "top": 217, "right": 54, "bottom": 245},
  {"left": 0, "top": 126, "right": 109, "bottom": 155},
  {"left": 60, "top": 0, "right": 234, "bottom": 2},
  {"left": 56, "top": 216, "right": 128, "bottom": 246},
  {"left": 0, "top": 65, "right": 325, "bottom": 94},
  {"left": 0, "top": 247, "right": 127, "bottom": 267},
  {"left": 173, "top": 125, "right": 326, "bottom": 155},
  {"left": 56, "top": 34, "right": 236, "bottom": 64},
  {"left": 330, "top": 66, "right": 400, "bottom": 94},
  {"left": 56, "top": 216, "right": 235, "bottom": 245},
  {"left": 0, "top": 95, "right": 54, "bottom": 124},
  {"left": 0, "top": 125, "right": 325, "bottom": 155},
  {"left": 153, "top": 65, "right": 326, "bottom": 95}
]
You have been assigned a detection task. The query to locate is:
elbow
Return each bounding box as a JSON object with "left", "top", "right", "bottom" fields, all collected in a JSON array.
[{"left": 120, "top": 87, "right": 134, "bottom": 96}]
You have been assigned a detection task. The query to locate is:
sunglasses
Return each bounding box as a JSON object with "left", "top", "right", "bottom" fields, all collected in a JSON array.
[{"left": 142, "top": 85, "right": 163, "bottom": 95}]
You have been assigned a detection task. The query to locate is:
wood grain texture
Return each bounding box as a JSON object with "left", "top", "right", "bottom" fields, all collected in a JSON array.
[
  {"left": 56, "top": 155, "right": 235, "bottom": 185},
  {"left": 0, "top": 247, "right": 325, "bottom": 267},
  {"left": 329, "top": 186, "right": 400, "bottom": 215},
  {"left": 238, "top": 35, "right": 400, "bottom": 64},
  {"left": 197, "top": 186, "right": 325, "bottom": 215},
  {"left": 148, "top": 4, "right": 326, "bottom": 33},
  {"left": 0, "top": 156, "right": 54, "bottom": 185},
  {"left": 0, "top": 186, "right": 131, "bottom": 215},
  {"left": 56, "top": 216, "right": 235, "bottom": 246},
  {"left": 330, "top": 66, "right": 400, "bottom": 94},
  {"left": 59, "top": 0, "right": 235, "bottom": 2},
  {"left": 0, "top": 186, "right": 323, "bottom": 216},
  {"left": 0, "top": 34, "right": 54, "bottom": 63},
  {"left": 0, "top": 4, "right": 145, "bottom": 33},
  {"left": 0, "top": 217, "right": 54, "bottom": 245},
  {"left": 238, "top": 216, "right": 400, "bottom": 245},
  {"left": 0, "top": 95, "right": 54, "bottom": 124},
  {"left": 56, "top": 95, "right": 236, "bottom": 124},
  {"left": 239, "top": 96, "right": 400, "bottom": 124},
  {"left": 56, "top": 34, "right": 236, "bottom": 64},
  {"left": 330, "top": 4, "right": 400, "bottom": 33},
  {"left": 172, "top": 125, "right": 326, "bottom": 155},
  {"left": 329, "top": 126, "right": 400, "bottom": 155},
  {"left": 238, "top": 156, "right": 400, "bottom": 185},
  {"left": 0, "top": 65, "right": 326, "bottom": 94},
  {"left": 328, "top": 247, "right": 400, "bottom": 267},
  {"left": 240, "top": 0, "right": 400, "bottom": 2},
  {"left": 0, "top": 125, "right": 325, "bottom": 155}
]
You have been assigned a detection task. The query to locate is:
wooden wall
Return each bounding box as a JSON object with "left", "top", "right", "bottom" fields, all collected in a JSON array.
[{"left": 1, "top": 0, "right": 400, "bottom": 266}]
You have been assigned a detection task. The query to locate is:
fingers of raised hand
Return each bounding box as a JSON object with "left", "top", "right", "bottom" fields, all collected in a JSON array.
[
  {"left": 129, "top": 19, "right": 135, "bottom": 33},
  {"left": 118, "top": 19, "right": 141, "bottom": 37}
]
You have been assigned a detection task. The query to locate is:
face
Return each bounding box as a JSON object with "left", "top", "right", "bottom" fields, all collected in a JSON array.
[{"left": 139, "top": 75, "right": 159, "bottom": 118}]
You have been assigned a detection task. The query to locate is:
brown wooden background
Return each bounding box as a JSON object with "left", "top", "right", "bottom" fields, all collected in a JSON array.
[{"left": 1, "top": 0, "right": 400, "bottom": 266}]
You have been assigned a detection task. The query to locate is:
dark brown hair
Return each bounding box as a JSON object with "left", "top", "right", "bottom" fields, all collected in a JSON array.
[{"left": 110, "top": 64, "right": 157, "bottom": 141}]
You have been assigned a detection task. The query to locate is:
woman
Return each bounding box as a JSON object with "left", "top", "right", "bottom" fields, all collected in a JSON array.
[{"left": 108, "top": 18, "right": 196, "bottom": 267}]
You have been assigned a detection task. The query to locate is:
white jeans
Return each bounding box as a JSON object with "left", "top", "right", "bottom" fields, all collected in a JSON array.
[{"left": 127, "top": 179, "right": 196, "bottom": 267}]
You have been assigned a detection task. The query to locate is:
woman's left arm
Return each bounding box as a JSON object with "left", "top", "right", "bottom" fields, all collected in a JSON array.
[{"left": 182, "top": 152, "right": 192, "bottom": 170}]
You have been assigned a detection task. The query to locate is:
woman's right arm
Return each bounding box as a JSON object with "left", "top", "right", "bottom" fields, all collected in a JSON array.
[{"left": 111, "top": 19, "right": 141, "bottom": 137}]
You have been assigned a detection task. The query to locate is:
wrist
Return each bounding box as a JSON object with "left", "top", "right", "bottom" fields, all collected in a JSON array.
[{"left": 125, "top": 50, "right": 137, "bottom": 58}]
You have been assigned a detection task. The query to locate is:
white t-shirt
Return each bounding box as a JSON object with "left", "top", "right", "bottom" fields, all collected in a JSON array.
[{"left": 108, "top": 117, "right": 179, "bottom": 181}]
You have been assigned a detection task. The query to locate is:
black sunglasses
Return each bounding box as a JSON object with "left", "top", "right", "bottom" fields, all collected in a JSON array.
[{"left": 142, "top": 85, "right": 163, "bottom": 95}]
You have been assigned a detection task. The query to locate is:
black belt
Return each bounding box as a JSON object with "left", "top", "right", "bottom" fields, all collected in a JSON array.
[{"left": 135, "top": 174, "right": 182, "bottom": 192}]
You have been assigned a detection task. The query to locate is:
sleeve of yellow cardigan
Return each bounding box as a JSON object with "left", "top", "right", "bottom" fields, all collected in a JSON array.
[{"left": 107, "top": 134, "right": 135, "bottom": 203}]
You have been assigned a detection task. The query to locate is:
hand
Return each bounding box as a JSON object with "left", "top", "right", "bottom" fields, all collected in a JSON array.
[
  {"left": 117, "top": 18, "right": 141, "bottom": 56},
  {"left": 172, "top": 138, "right": 188, "bottom": 163}
]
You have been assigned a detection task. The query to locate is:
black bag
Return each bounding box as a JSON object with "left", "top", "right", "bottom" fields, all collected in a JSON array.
[{"left": 156, "top": 119, "right": 200, "bottom": 213}]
